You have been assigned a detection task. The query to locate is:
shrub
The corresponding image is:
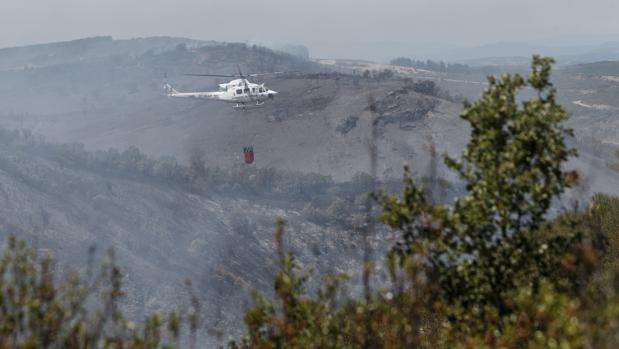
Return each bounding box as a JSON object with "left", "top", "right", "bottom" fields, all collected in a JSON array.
[{"left": 0, "top": 236, "right": 185, "bottom": 348}]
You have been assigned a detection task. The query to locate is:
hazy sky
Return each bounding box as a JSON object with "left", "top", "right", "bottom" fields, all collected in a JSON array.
[{"left": 2, "top": 0, "right": 619, "bottom": 56}]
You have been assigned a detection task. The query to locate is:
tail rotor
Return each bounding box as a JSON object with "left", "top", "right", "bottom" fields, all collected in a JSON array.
[{"left": 163, "top": 73, "right": 179, "bottom": 95}]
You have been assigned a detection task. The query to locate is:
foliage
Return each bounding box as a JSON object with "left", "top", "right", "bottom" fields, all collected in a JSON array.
[
  {"left": 229, "top": 212, "right": 619, "bottom": 349},
  {"left": 406, "top": 79, "right": 439, "bottom": 96},
  {"left": 539, "top": 194, "right": 619, "bottom": 349},
  {"left": 228, "top": 56, "right": 619, "bottom": 348},
  {"left": 361, "top": 69, "right": 395, "bottom": 81},
  {"left": 0, "top": 236, "right": 185, "bottom": 349},
  {"left": 389, "top": 57, "right": 413, "bottom": 67},
  {"left": 228, "top": 221, "right": 440, "bottom": 349},
  {"left": 0, "top": 128, "right": 336, "bottom": 201},
  {"left": 377, "top": 55, "right": 579, "bottom": 313},
  {"left": 440, "top": 281, "right": 585, "bottom": 349},
  {"left": 390, "top": 57, "right": 471, "bottom": 74}
]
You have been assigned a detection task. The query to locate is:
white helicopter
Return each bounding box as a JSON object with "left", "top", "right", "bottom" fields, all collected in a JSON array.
[{"left": 164, "top": 66, "right": 279, "bottom": 108}]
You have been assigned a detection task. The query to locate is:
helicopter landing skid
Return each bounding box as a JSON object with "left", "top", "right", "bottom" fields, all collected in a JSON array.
[{"left": 232, "top": 102, "right": 264, "bottom": 110}]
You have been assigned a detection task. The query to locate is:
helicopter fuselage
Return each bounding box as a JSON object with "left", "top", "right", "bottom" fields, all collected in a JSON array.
[{"left": 165, "top": 78, "right": 277, "bottom": 104}]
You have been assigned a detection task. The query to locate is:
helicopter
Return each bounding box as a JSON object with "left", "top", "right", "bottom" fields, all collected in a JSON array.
[
  {"left": 164, "top": 65, "right": 279, "bottom": 108},
  {"left": 163, "top": 65, "right": 287, "bottom": 164}
]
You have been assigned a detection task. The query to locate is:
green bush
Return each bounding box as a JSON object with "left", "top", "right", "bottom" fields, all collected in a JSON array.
[{"left": 0, "top": 236, "right": 185, "bottom": 349}]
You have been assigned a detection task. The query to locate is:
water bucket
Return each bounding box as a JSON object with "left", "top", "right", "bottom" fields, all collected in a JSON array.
[{"left": 243, "top": 146, "right": 254, "bottom": 164}]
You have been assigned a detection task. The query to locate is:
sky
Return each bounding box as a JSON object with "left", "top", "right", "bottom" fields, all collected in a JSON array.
[{"left": 2, "top": 0, "right": 619, "bottom": 59}]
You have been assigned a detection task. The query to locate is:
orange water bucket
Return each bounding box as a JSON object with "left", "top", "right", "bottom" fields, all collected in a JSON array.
[{"left": 243, "top": 146, "right": 254, "bottom": 164}]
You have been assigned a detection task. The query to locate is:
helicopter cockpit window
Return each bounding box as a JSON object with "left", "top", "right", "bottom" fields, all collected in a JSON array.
[
  {"left": 244, "top": 88, "right": 250, "bottom": 93},
  {"left": 259, "top": 88, "right": 264, "bottom": 93}
]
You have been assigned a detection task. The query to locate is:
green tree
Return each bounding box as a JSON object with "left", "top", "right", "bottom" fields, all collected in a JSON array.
[
  {"left": 389, "top": 57, "right": 413, "bottom": 67},
  {"left": 0, "top": 236, "right": 183, "bottom": 349},
  {"left": 377, "top": 56, "right": 580, "bottom": 314}
]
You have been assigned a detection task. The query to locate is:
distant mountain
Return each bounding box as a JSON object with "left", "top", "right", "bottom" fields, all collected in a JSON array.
[
  {"left": 319, "top": 38, "right": 619, "bottom": 67},
  {"left": 441, "top": 41, "right": 619, "bottom": 66},
  {"left": 0, "top": 36, "right": 210, "bottom": 71},
  {"left": 566, "top": 60, "right": 619, "bottom": 76},
  {"left": 559, "top": 42, "right": 619, "bottom": 65},
  {"left": 0, "top": 36, "right": 324, "bottom": 75}
]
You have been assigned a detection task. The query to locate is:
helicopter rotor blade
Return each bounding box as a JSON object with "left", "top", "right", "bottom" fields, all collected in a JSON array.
[
  {"left": 183, "top": 70, "right": 299, "bottom": 78},
  {"left": 248, "top": 72, "right": 283, "bottom": 77},
  {"left": 248, "top": 71, "right": 301, "bottom": 78},
  {"left": 183, "top": 73, "right": 237, "bottom": 78}
]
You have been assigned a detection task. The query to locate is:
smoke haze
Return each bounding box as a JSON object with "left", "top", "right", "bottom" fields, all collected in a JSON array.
[{"left": 3, "top": 0, "right": 619, "bottom": 59}]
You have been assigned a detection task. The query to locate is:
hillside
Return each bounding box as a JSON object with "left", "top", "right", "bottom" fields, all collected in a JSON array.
[
  {"left": 0, "top": 37, "right": 462, "bottom": 181},
  {"left": 0, "top": 128, "right": 381, "bottom": 344},
  {"left": 0, "top": 36, "right": 210, "bottom": 71},
  {"left": 566, "top": 60, "right": 619, "bottom": 76},
  {"left": 349, "top": 56, "right": 619, "bottom": 153},
  {"left": 1, "top": 37, "right": 619, "bottom": 345},
  {"left": 0, "top": 38, "right": 469, "bottom": 343}
]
